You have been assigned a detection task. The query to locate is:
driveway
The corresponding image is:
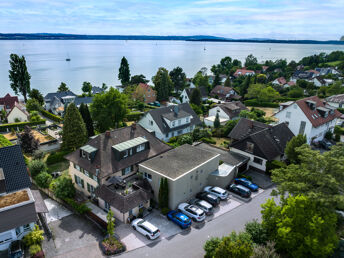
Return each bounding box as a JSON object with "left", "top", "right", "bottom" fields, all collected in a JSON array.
[
  {"left": 44, "top": 198, "right": 73, "bottom": 223},
  {"left": 243, "top": 169, "right": 274, "bottom": 189}
]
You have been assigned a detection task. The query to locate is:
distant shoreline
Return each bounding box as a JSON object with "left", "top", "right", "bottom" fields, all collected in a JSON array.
[{"left": 1, "top": 33, "right": 344, "bottom": 45}]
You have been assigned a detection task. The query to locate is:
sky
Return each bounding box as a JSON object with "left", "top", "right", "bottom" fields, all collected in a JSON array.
[{"left": 0, "top": 0, "right": 343, "bottom": 40}]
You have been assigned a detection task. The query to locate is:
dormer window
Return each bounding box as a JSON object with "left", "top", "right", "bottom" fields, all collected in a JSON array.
[
  {"left": 172, "top": 121, "right": 175, "bottom": 127},
  {"left": 137, "top": 144, "right": 145, "bottom": 152},
  {"left": 82, "top": 150, "right": 86, "bottom": 158},
  {"left": 123, "top": 149, "right": 129, "bottom": 158},
  {"left": 246, "top": 142, "right": 254, "bottom": 153},
  {"left": 87, "top": 153, "right": 90, "bottom": 161},
  {"left": 186, "top": 117, "right": 189, "bottom": 123}
]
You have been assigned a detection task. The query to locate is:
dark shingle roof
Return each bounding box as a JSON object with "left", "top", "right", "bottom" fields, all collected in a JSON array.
[
  {"left": 228, "top": 118, "right": 271, "bottom": 141},
  {"left": 218, "top": 101, "right": 247, "bottom": 119},
  {"left": 44, "top": 91, "right": 76, "bottom": 102},
  {"left": 145, "top": 103, "right": 201, "bottom": 134},
  {"left": 185, "top": 87, "right": 208, "bottom": 98},
  {"left": 95, "top": 180, "right": 152, "bottom": 213},
  {"left": 140, "top": 144, "right": 219, "bottom": 180},
  {"left": 65, "top": 125, "right": 172, "bottom": 179},
  {"left": 0, "top": 145, "right": 31, "bottom": 193},
  {"left": 230, "top": 123, "right": 294, "bottom": 160},
  {"left": 74, "top": 97, "right": 93, "bottom": 106}
]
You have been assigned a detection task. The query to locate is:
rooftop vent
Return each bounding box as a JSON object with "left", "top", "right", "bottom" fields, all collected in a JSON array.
[{"left": 105, "top": 130, "right": 111, "bottom": 138}]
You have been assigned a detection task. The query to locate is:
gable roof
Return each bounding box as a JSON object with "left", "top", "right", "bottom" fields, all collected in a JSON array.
[
  {"left": 217, "top": 101, "right": 247, "bottom": 119},
  {"left": 0, "top": 145, "right": 31, "bottom": 193},
  {"left": 228, "top": 118, "right": 271, "bottom": 141},
  {"left": 92, "top": 86, "right": 104, "bottom": 94},
  {"left": 234, "top": 69, "right": 255, "bottom": 77},
  {"left": 274, "top": 77, "right": 287, "bottom": 85},
  {"left": 210, "top": 86, "right": 234, "bottom": 97},
  {"left": 74, "top": 97, "right": 93, "bottom": 106},
  {"left": 0, "top": 94, "right": 19, "bottom": 110},
  {"left": 65, "top": 124, "right": 172, "bottom": 179},
  {"left": 327, "top": 94, "right": 344, "bottom": 104},
  {"left": 230, "top": 123, "right": 294, "bottom": 160},
  {"left": 185, "top": 87, "right": 208, "bottom": 98},
  {"left": 295, "top": 96, "right": 341, "bottom": 128},
  {"left": 7, "top": 102, "right": 29, "bottom": 118},
  {"left": 44, "top": 91, "right": 77, "bottom": 102},
  {"left": 144, "top": 103, "right": 201, "bottom": 134}
]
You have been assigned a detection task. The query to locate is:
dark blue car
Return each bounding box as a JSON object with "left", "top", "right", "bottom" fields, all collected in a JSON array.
[
  {"left": 167, "top": 210, "right": 192, "bottom": 229},
  {"left": 234, "top": 178, "right": 259, "bottom": 192}
]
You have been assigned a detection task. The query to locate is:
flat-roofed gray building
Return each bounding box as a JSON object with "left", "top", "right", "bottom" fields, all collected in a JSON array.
[{"left": 139, "top": 144, "right": 220, "bottom": 209}]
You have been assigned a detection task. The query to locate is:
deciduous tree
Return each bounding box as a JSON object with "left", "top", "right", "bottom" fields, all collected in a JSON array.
[
  {"left": 19, "top": 126, "right": 39, "bottom": 154},
  {"left": 58, "top": 82, "right": 69, "bottom": 92},
  {"left": 61, "top": 103, "right": 87, "bottom": 151},
  {"left": 153, "top": 68, "right": 173, "bottom": 101},
  {"left": 130, "top": 74, "right": 148, "bottom": 84},
  {"left": 29, "top": 89, "right": 44, "bottom": 105},
  {"left": 82, "top": 81, "right": 92, "bottom": 95},
  {"left": 213, "top": 231, "right": 253, "bottom": 258},
  {"left": 284, "top": 134, "right": 307, "bottom": 163},
  {"left": 90, "top": 87, "right": 128, "bottom": 132},
  {"left": 9, "top": 54, "right": 31, "bottom": 102},
  {"left": 190, "top": 88, "right": 201, "bottom": 106},
  {"left": 169, "top": 67, "right": 186, "bottom": 92}
]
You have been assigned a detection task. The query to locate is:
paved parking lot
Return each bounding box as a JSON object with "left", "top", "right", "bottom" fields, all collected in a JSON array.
[{"left": 117, "top": 187, "right": 266, "bottom": 252}]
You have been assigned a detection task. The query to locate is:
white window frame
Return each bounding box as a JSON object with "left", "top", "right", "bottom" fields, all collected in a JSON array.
[
  {"left": 123, "top": 166, "right": 131, "bottom": 175},
  {"left": 144, "top": 172, "right": 152, "bottom": 181},
  {"left": 172, "top": 121, "right": 175, "bottom": 127},
  {"left": 84, "top": 170, "right": 89, "bottom": 177},
  {"left": 82, "top": 150, "right": 86, "bottom": 158},
  {"left": 123, "top": 149, "right": 128, "bottom": 158},
  {"left": 136, "top": 144, "right": 145, "bottom": 152},
  {"left": 93, "top": 175, "right": 98, "bottom": 183},
  {"left": 76, "top": 165, "right": 81, "bottom": 171}
]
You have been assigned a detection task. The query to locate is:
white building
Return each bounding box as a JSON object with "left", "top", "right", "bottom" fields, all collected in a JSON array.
[
  {"left": 205, "top": 101, "right": 247, "bottom": 127},
  {"left": 274, "top": 96, "right": 341, "bottom": 144},
  {"left": 6, "top": 103, "right": 29, "bottom": 123},
  {"left": 180, "top": 87, "right": 208, "bottom": 103},
  {"left": 326, "top": 94, "right": 344, "bottom": 108},
  {"left": 138, "top": 103, "right": 201, "bottom": 142}
]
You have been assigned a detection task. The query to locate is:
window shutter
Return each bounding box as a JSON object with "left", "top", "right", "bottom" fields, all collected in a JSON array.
[
  {"left": 74, "top": 175, "right": 77, "bottom": 183},
  {"left": 87, "top": 183, "right": 90, "bottom": 193},
  {"left": 81, "top": 179, "right": 84, "bottom": 188}
]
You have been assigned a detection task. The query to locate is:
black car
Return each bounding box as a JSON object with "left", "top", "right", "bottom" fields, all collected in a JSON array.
[
  {"left": 196, "top": 192, "right": 220, "bottom": 207},
  {"left": 319, "top": 139, "right": 333, "bottom": 150},
  {"left": 227, "top": 184, "right": 251, "bottom": 198},
  {"left": 8, "top": 240, "right": 24, "bottom": 258}
]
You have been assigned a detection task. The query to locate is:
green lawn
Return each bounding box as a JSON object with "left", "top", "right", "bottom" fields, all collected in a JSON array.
[
  {"left": 47, "top": 160, "right": 69, "bottom": 173},
  {"left": 326, "top": 60, "right": 342, "bottom": 67}
]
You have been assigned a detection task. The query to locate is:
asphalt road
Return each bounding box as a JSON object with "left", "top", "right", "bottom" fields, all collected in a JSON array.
[{"left": 122, "top": 187, "right": 276, "bottom": 258}]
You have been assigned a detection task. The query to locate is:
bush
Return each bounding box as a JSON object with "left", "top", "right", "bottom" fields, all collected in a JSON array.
[
  {"left": 266, "top": 160, "right": 286, "bottom": 175},
  {"left": 0, "top": 120, "right": 46, "bottom": 132},
  {"left": 177, "top": 134, "right": 193, "bottom": 145},
  {"left": 325, "top": 130, "right": 333, "bottom": 140},
  {"left": 46, "top": 150, "right": 70, "bottom": 165},
  {"left": 65, "top": 198, "right": 91, "bottom": 214},
  {"left": 52, "top": 176, "right": 75, "bottom": 199},
  {"left": 192, "top": 128, "right": 211, "bottom": 141},
  {"left": 338, "top": 108, "right": 344, "bottom": 114},
  {"left": 126, "top": 112, "right": 143, "bottom": 121},
  {"left": 237, "top": 173, "right": 252, "bottom": 181},
  {"left": 35, "top": 172, "right": 52, "bottom": 188},
  {"left": 28, "top": 159, "right": 47, "bottom": 178},
  {"left": 204, "top": 237, "right": 222, "bottom": 258},
  {"left": 29, "top": 244, "right": 41, "bottom": 256},
  {"left": 40, "top": 109, "right": 63, "bottom": 122},
  {"left": 32, "top": 150, "right": 45, "bottom": 160},
  {"left": 244, "top": 99, "right": 279, "bottom": 108},
  {"left": 245, "top": 220, "right": 268, "bottom": 245},
  {"left": 168, "top": 136, "right": 178, "bottom": 143},
  {"left": 190, "top": 103, "right": 202, "bottom": 115},
  {"left": 200, "top": 137, "right": 216, "bottom": 144},
  {"left": 0, "top": 134, "right": 13, "bottom": 147},
  {"left": 23, "top": 225, "right": 44, "bottom": 246},
  {"left": 161, "top": 207, "right": 170, "bottom": 215}
]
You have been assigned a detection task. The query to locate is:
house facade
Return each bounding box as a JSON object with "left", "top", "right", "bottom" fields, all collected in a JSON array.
[
  {"left": 0, "top": 145, "right": 47, "bottom": 251},
  {"left": 205, "top": 101, "right": 247, "bottom": 127},
  {"left": 138, "top": 103, "right": 201, "bottom": 142},
  {"left": 228, "top": 118, "right": 294, "bottom": 171},
  {"left": 65, "top": 124, "right": 171, "bottom": 223},
  {"left": 133, "top": 83, "right": 156, "bottom": 104},
  {"left": 210, "top": 86, "right": 240, "bottom": 101},
  {"left": 0, "top": 94, "right": 19, "bottom": 113},
  {"left": 44, "top": 91, "right": 77, "bottom": 115},
  {"left": 6, "top": 103, "right": 29, "bottom": 123},
  {"left": 233, "top": 69, "right": 255, "bottom": 77},
  {"left": 180, "top": 87, "right": 208, "bottom": 103},
  {"left": 326, "top": 94, "right": 344, "bottom": 108},
  {"left": 274, "top": 96, "right": 341, "bottom": 144}
]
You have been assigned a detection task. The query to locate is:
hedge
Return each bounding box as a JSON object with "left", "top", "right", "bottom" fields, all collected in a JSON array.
[
  {"left": 46, "top": 150, "right": 70, "bottom": 165},
  {"left": 126, "top": 111, "right": 144, "bottom": 121},
  {"left": 40, "top": 109, "right": 63, "bottom": 123},
  {"left": 200, "top": 137, "right": 216, "bottom": 144},
  {"left": 244, "top": 99, "right": 279, "bottom": 108},
  {"left": 0, "top": 120, "right": 46, "bottom": 132},
  {"left": 0, "top": 134, "right": 13, "bottom": 147}
]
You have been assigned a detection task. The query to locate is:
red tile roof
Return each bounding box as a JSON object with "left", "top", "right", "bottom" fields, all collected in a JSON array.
[
  {"left": 296, "top": 96, "right": 341, "bottom": 128},
  {"left": 233, "top": 69, "right": 255, "bottom": 77},
  {"left": 0, "top": 94, "right": 19, "bottom": 110},
  {"left": 276, "top": 77, "right": 287, "bottom": 85}
]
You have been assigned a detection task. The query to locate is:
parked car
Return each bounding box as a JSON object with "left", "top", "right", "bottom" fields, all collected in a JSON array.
[
  {"left": 148, "top": 101, "right": 160, "bottom": 107},
  {"left": 167, "top": 210, "right": 192, "bottom": 229},
  {"left": 131, "top": 218, "right": 160, "bottom": 240},
  {"left": 228, "top": 184, "right": 251, "bottom": 198},
  {"left": 204, "top": 186, "right": 229, "bottom": 200},
  {"left": 178, "top": 203, "right": 206, "bottom": 222},
  {"left": 319, "top": 139, "right": 333, "bottom": 150},
  {"left": 196, "top": 192, "right": 220, "bottom": 207},
  {"left": 189, "top": 198, "right": 213, "bottom": 215},
  {"left": 234, "top": 178, "right": 259, "bottom": 192},
  {"left": 8, "top": 240, "right": 24, "bottom": 258}
]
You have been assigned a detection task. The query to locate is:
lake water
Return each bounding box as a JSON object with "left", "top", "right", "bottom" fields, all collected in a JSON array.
[{"left": 1, "top": 40, "right": 344, "bottom": 96}]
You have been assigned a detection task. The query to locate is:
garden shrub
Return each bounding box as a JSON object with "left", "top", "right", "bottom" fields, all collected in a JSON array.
[
  {"left": 65, "top": 198, "right": 91, "bottom": 214},
  {"left": 40, "top": 109, "right": 63, "bottom": 122},
  {"left": 52, "top": 176, "right": 75, "bottom": 199},
  {"left": 29, "top": 244, "right": 41, "bottom": 256},
  {"left": 200, "top": 137, "right": 216, "bottom": 144},
  {"left": 35, "top": 172, "right": 52, "bottom": 188},
  {"left": 0, "top": 120, "right": 46, "bottom": 132},
  {"left": 28, "top": 159, "right": 47, "bottom": 178},
  {"left": 126, "top": 111, "right": 143, "bottom": 121},
  {"left": 46, "top": 150, "right": 70, "bottom": 165},
  {"left": 23, "top": 225, "right": 44, "bottom": 246}
]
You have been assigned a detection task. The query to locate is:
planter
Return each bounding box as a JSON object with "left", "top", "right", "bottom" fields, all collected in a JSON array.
[{"left": 99, "top": 236, "right": 126, "bottom": 256}]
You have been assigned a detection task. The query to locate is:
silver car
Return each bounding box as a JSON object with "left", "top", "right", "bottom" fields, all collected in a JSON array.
[
  {"left": 178, "top": 203, "right": 206, "bottom": 222},
  {"left": 190, "top": 198, "right": 213, "bottom": 215},
  {"left": 204, "top": 186, "right": 229, "bottom": 200}
]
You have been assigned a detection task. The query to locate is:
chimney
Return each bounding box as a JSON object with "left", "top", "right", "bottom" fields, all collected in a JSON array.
[
  {"left": 105, "top": 130, "right": 111, "bottom": 138},
  {"left": 131, "top": 123, "right": 137, "bottom": 132}
]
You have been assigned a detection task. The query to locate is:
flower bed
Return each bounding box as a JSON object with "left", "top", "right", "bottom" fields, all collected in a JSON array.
[{"left": 100, "top": 236, "right": 126, "bottom": 256}]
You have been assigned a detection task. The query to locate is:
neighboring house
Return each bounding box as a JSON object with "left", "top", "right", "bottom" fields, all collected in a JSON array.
[
  {"left": 272, "top": 77, "right": 287, "bottom": 86},
  {"left": 44, "top": 91, "right": 77, "bottom": 115},
  {"left": 0, "top": 145, "right": 47, "bottom": 251},
  {"left": 262, "top": 66, "right": 269, "bottom": 72},
  {"left": 65, "top": 124, "right": 171, "bottom": 222},
  {"left": 291, "top": 70, "right": 314, "bottom": 82},
  {"left": 310, "top": 76, "right": 327, "bottom": 87},
  {"left": 7, "top": 103, "right": 29, "bottom": 123},
  {"left": 92, "top": 86, "right": 104, "bottom": 95},
  {"left": 168, "top": 96, "right": 181, "bottom": 105},
  {"left": 138, "top": 103, "right": 201, "bottom": 142},
  {"left": 210, "top": 86, "right": 240, "bottom": 101},
  {"left": 208, "top": 75, "right": 227, "bottom": 85},
  {"left": 0, "top": 94, "right": 19, "bottom": 113},
  {"left": 73, "top": 97, "right": 94, "bottom": 108},
  {"left": 180, "top": 87, "right": 208, "bottom": 103},
  {"left": 228, "top": 118, "right": 294, "bottom": 171},
  {"left": 233, "top": 69, "right": 255, "bottom": 77},
  {"left": 205, "top": 101, "right": 247, "bottom": 127},
  {"left": 133, "top": 83, "right": 156, "bottom": 104},
  {"left": 326, "top": 94, "right": 344, "bottom": 108},
  {"left": 274, "top": 96, "right": 341, "bottom": 144},
  {"left": 315, "top": 67, "right": 341, "bottom": 76}
]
